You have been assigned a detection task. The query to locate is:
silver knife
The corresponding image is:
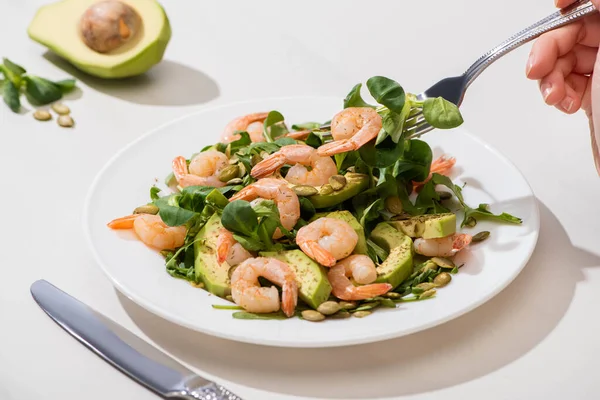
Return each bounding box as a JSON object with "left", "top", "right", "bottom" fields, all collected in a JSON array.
[{"left": 30, "top": 279, "right": 243, "bottom": 400}]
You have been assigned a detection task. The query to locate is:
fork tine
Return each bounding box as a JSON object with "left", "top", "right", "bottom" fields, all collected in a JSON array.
[{"left": 405, "top": 120, "right": 434, "bottom": 139}]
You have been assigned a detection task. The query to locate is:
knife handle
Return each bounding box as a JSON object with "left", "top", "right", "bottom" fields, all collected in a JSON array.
[{"left": 177, "top": 380, "right": 243, "bottom": 400}]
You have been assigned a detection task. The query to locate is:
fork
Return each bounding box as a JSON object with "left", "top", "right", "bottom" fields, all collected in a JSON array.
[{"left": 403, "top": 0, "right": 596, "bottom": 139}]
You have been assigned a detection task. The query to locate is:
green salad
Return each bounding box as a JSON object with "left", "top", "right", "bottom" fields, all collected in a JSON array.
[{"left": 108, "top": 76, "right": 522, "bottom": 322}]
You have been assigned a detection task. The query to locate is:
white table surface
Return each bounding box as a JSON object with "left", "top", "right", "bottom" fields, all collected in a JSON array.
[{"left": 2, "top": 1, "right": 600, "bottom": 399}]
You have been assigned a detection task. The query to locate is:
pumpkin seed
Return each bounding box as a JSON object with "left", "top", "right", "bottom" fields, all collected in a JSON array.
[
  {"left": 346, "top": 166, "right": 356, "bottom": 173},
  {"left": 301, "top": 310, "right": 325, "bottom": 322},
  {"left": 391, "top": 212, "right": 412, "bottom": 221},
  {"left": 226, "top": 178, "right": 243, "bottom": 185},
  {"left": 317, "top": 301, "right": 341, "bottom": 316},
  {"left": 385, "top": 292, "right": 402, "bottom": 299},
  {"left": 228, "top": 156, "right": 239, "bottom": 164},
  {"left": 384, "top": 196, "right": 404, "bottom": 215},
  {"left": 320, "top": 184, "right": 334, "bottom": 195},
  {"left": 433, "top": 272, "right": 452, "bottom": 287},
  {"left": 51, "top": 102, "right": 70, "bottom": 115},
  {"left": 328, "top": 310, "right": 351, "bottom": 319},
  {"left": 420, "top": 261, "right": 439, "bottom": 272},
  {"left": 251, "top": 154, "right": 263, "bottom": 166},
  {"left": 57, "top": 115, "right": 74, "bottom": 128},
  {"left": 352, "top": 302, "right": 380, "bottom": 312},
  {"left": 133, "top": 204, "right": 159, "bottom": 215},
  {"left": 352, "top": 310, "right": 372, "bottom": 318},
  {"left": 225, "top": 295, "right": 234, "bottom": 302},
  {"left": 329, "top": 175, "right": 347, "bottom": 191},
  {"left": 33, "top": 110, "right": 52, "bottom": 121},
  {"left": 415, "top": 282, "right": 437, "bottom": 291},
  {"left": 218, "top": 165, "right": 239, "bottom": 182},
  {"left": 339, "top": 301, "right": 357, "bottom": 310},
  {"left": 437, "top": 191, "right": 453, "bottom": 200},
  {"left": 419, "top": 289, "right": 437, "bottom": 299},
  {"left": 472, "top": 231, "right": 490, "bottom": 242},
  {"left": 464, "top": 216, "right": 477, "bottom": 228},
  {"left": 237, "top": 162, "right": 247, "bottom": 178},
  {"left": 431, "top": 257, "right": 455, "bottom": 269},
  {"left": 293, "top": 185, "right": 318, "bottom": 197}
]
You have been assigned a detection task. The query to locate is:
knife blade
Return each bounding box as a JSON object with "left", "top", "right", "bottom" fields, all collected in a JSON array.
[{"left": 30, "top": 279, "right": 243, "bottom": 400}]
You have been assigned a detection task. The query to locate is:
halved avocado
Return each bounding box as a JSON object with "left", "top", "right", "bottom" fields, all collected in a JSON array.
[
  {"left": 194, "top": 214, "right": 231, "bottom": 297},
  {"left": 28, "top": 0, "right": 171, "bottom": 78},
  {"left": 260, "top": 250, "right": 332, "bottom": 309},
  {"left": 304, "top": 173, "right": 369, "bottom": 209},
  {"left": 370, "top": 222, "right": 414, "bottom": 289},
  {"left": 311, "top": 210, "right": 368, "bottom": 255}
]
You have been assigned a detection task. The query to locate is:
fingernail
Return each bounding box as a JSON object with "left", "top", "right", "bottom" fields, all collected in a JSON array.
[
  {"left": 561, "top": 96, "right": 574, "bottom": 112},
  {"left": 541, "top": 83, "right": 553, "bottom": 101},
  {"left": 526, "top": 54, "right": 535, "bottom": 76}
]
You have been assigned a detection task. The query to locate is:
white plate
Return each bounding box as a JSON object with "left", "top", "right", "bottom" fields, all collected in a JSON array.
[{"left": 84, "top": 97, "right": 540, "bottom": 348}]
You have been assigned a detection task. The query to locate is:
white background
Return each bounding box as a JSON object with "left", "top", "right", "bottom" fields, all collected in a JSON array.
[{"left": 2, "top": 1, "right": 600, "bottom": 399}]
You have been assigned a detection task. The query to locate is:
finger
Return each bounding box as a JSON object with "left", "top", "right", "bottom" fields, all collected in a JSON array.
[
  {"left": 527, "top": 22, "right": 584, "bottom": 79},
  {"left": 555, "top": 0, "right": 577, "bottom": 8},
  {"left": 538, "top": 53, "right": 576, "bottom": 105},
  {"left": 565, "top": 73, "right": 589, "bottom": 100},
  {"left": 572, "top": 44, "right": 599, "bottom": 74},
  {"left": 554, "top": 83, "right": 582, "bottom": 114}
]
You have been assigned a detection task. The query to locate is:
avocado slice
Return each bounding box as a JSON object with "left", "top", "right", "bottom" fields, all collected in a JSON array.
[
  {"left": 194, "top": 214, "right": 231, "bottom": 297},
  {"left": 260, "top": 250, "right": 331, "bottom": 309},
  {"left": 389, "top": 213, "right": 456, "bottom": 239},
  {"left": 304, "top": 173, "right": 369, "bottom": 209},
  {"left": 370, "top": 222, "right": 414, "bottom": 289},
  {"left": 311, "top": 210, "right": 368, "bottom": 255},
  {"left": 28, "top": 0, "right": 171, "bottom": 78}
]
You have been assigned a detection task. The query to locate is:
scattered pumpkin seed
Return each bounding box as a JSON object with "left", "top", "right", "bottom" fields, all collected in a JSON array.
[
  {"left": 328, "top": 310, "right": 351, "bottom": 319},
  {"left": 251, "top": 154, "right": 263, "bottom": 166},
  {"left": 226, "top": 178, "right": 243, "bottom": 185},
  {"left": 464, "top": 216, "right": 477, "bottom": 228},
  {"left": 339, "top": 301, "right": 357, "bottom": 310},
  {"left": 352, "top": 302, "right": 380, "bottom": 312},
  {"left": 352, "top": 310, "right": 372, "bottom": 318},
  {"left": 377, "top": 298, "right": 397, "bottom": 308},
  {"left": 51, "top": 102, "right": 70, "bottom": 115},
  {"left": 237, "top": 162, "right": 247, "bottom": 178},
  {"left": 472, "top": 231, "right": 491, "bottom": 242},
  {"left": 218, "top": 165, "right": 239, "bottom": 182},
  {"left": 420, "top": 261, "right": 439, "bottom": 272},
  {"left": 433, "top": 272, "right": 452, "bottom": 287},
  {"left": 301, "top": 310, "right": 325, "bottom": 322},
  {"left": 33, "top": 109, "right": 52, "bottom": 121},
  {"left": 412, "top": 287, "right": 425, "bottom": 295},
  {"left": 384, "top": 196, "right": 404, "bottom": 215},
  {"left": 419, "top": 289, "right": 437, "bottom": 299},
  {"left": 385, "top": 292, "right": 402, "bottom": 299},
  {"left": 437, "top": 191, "right": 453, "bottom": 200},
  {"left": 346, "top": 166, "right": 356, "bottom": 173},
  {"left": 317, "top": 301, "right": 341, "bottom": 316},
  {"left": 57, "top": 115, "right": 74, "bottom": 128},
  {"left": 415, "top": 282, "right": 437, "bottom": 291},
  {"left": 260, "top": 151, "right": 270, "bottom": 159},
  {"left": 228, "top": 156, "right": 239, "bottom": 165},
  {"left": 133, "top": 204, "right": 159, "bottom": 215},
  {"left": 320, "top": 184, "right": 334, "bottom": 195},
  {"left": 329, "top": 175, "right": 347, "bottom": 191},
  {"left": 225, "top": 295, "right": 234, "bottom": 302},
  {"left": 431, "top": 257, "right": 455, "bottom": 269},
  {"left": 293, "top": 185, "right": 318, "bottom": 197}
]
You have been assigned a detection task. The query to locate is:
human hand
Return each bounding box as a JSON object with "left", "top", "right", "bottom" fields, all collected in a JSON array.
[{"left": 526, "top": 0, "right": 600, "bottom": 173}]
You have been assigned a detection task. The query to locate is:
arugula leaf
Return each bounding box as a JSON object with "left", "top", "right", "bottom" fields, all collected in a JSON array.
[
  {"left": 396, "top": 179, "right": 425, "bottom": 215},
  {"left": 150, "top": 186, "right": 161, "bottom": 201},
  {"left": 305, "top": 132, "right": 322, "bottom": 149},
  {"left": 358, "top": 136, "right": 404, "bottom": 168},
  {"left": 393, "top": 139, "right": 433, "bottom": 182},
  {"left": 3, "top": 80, "right": 20, "bottom": 112},
  {"left": 263, "top": 111, "right": 286, "bottom": 142},
  {"left": 221, "top": 200, "right": 258, "bottom": 236},
  {"left": 3, "top": 58, "right": 26, "bottom": 76},
  {"left": 53, "top": 79, "right": 76, "bottom": 93},
  {"left": 292, "top": 122, "right": 321, "bottom": 130},
  {"left": 23, "top": 76, "right": 62, "bottom": 105},
  {"left": 423, "top": 97, "right": 464, "bottom": 129},
  {"left": 366, "top": 76, "right": 406, "bottom": 113},
  {"left": 343, "top": 83, "right": 375, "bottom": 109},
  {"left": 228, "top": 131, "right": 251, "bottom": 153}
]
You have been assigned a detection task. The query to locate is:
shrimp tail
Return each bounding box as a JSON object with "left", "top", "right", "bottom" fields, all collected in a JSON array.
[
  {"left": 332, "top": 283, "right": 393, "bottom": 301},
  {"left": 286, "top": 129, "right": 311, "bottom": 140},
  {"left": 229, "top": 186, "right": 256, "bottom": 202},
  {"left": 172, "top": 156, "right": 189, "bottom": 181},
  {"left": 305, "top": 241, "right": 337, "bottom": 267},
  {"left": 413, "top": 155, "right": 456, "bottom": 190},
  {"left": 251, "top": 153, "right": 286, "bottom": 179},
  {"left": 216, "top": 229, "right": 233, "bottom": 264},
  {"left": 316, "top": 139, "right": 356, "bottom": 157},
  {"left": 107, "top": 214, "right": 137, "bottom": 229},
  {"left": 453, "top": 233, "right": 472, "bottom": 252},
  {"left": 281, "top": 280, "right": 299, "bottom": 317}
]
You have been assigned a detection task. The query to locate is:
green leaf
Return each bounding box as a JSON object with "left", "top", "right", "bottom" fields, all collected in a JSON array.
[
  {"left": 423, "top": 97, "right": 464, "bottom": 129},
  {"left": 229, "top": 131, "right": 251, "bottom": 154},
  {"left": 164, "top": 172, "right": 177, "bottom": 187},
  {"left": 358, "top": 198, "right": 384, "bottom": 228},
  {"left": 53, "top": 79, "right": 76, "bottom": 93},
  {"left": 263, "top": 111, "right": 286, "bottom": 142},
  {"left": 221, "top": 200, "right": 258, "bottom": 236},
  {"left": 367, "top": 238, "right": 389, "bottom": 262},
  {"left": 305, "top": 132, "right": 322, "bottom": 149},
  {"left": 3, "top": 58, "right": 26, "bottom": 76},
  {"left": 212, "top": 305, "right": 244, "bottom": 310},
  {"left": 343, "top": 83, "right": 375, "bottom": 109},
  {"left": 274, "top": 137, "right": 296, "bottom": 146},
  {"left": 393, "top": 139, "right": 433, "bottom": 182},
  {"left": 150, "top": 186, "right": 161, "bottom": 201},
  {"left": 334, "top": 153, "right": 347, "bottom": 171},
  {"left": 415, "top": 181, "right": 440, "bottom": 209},
  {"left": 158, "top": 205, "right": 197, "bottom": 227},
  {"left": 292, "top": 122, "right": 321, "bottom": 130},
  {"left": 23, "top": 76, "right": 62, "bottom": 105},
  {"left": 3, "top": 80, "right": 20, "bottom": 112},
  {"left": 232, "top": 311, "right": 289, "bottom": 320},
  {"left": 366, "top": 76, "right": 406, "bottom": 113},
  {"left": 465, "top": 204, "right": 523, "bottom": 226},
  {"left": 358, "top": 136, "right": 405, "bottom": 168},
  {"left": 299, "top": 197, "right": 316, "bottom": 220}
]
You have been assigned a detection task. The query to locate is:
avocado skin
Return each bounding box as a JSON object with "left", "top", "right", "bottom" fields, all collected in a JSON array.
[{"left": 370, "top": 222, "right": 414, "bottom": 289}]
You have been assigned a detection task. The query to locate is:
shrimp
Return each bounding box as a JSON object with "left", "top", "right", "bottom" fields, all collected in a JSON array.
[
  {"left": 328, "top": 262, "right": 392, "bottom": 301},
  {"left": 414, "top": 233, "right": 472, "bottom": 257},
  {"left": 296, "top": 218, "right": 358, "bottom": 267},
  {"left": 216, "top": 228, "right": 253, "bottom": 266},
  {"left": 413, "top": 155, "right": 457, "bottom": 191},
  {"left": 251, "top": 144, "right": 337, "bottom": 186},
  {"left": 231, "top": 257, "right": 298, "bottom": 317},
  {"left": 316, "top": 107, "right": 383, "bottom": 156},
  {"left": 172, "top": 150, "right": 229, "bottom": 188},
  {"left": 221, "top": 112, "right": 269, "bottom": 143},
  {"left": 335, "top": 255, "right": 378, "bottom": 284},
  {"left": 285, "top": 129, "right": 311, "bottom": 140},
  {"left": 229, "top": 178, "right": 300, "bottom": 238},
  {"left": 107, "top": 214, "right": 186, "bottom": 250}
]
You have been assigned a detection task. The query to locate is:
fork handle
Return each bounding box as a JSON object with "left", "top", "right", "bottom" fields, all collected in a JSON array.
[{"left": 464, "top": 0, "right": 596, "bottom": 88}]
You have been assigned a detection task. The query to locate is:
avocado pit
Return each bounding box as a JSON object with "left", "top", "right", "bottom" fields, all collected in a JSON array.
[{"left": 79, "top": 0, "right": 141, "bottom": 53}]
